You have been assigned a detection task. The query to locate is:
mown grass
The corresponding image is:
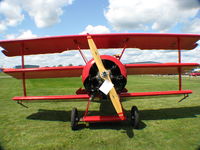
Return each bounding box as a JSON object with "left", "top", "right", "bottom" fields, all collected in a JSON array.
[{"left": 0, "top": 73, "right": 200, "bottom": 150}]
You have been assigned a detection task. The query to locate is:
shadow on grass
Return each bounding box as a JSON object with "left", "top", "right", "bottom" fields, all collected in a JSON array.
[
  {"left": 140, "top": 106, "right": 200, "bottom": 120},
  {"left": 196, "top": 145, "right": 200, "bottom": 150},
  {"left": 26, "top": 109, "right": 145, "bottom": 138},
  {"left": 26, "top": 102, "right": 200, "bottom": 138},
  {"left": 27, "top": 105, "right": 200, "bottom": 122},
  {"left": 0, "top": 143, "right": 4, "bottom": 150},
  {"left": 27, "top": 100, "right": 147, "bottom": 138},
  {"left": 86, "top": 121, "right": 146, "bottom": 138}
]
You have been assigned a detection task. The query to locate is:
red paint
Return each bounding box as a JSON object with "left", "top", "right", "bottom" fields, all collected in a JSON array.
[
  {"left": 3, "top": 63, "right": 198, "bottom": 79},
  {"left": 76, "top": 88, "right": 87, "bottom": 94},
  {"left": 120, "top": 90, "right": 192, "bottom": 97},
  {"left": 13, "top": 94, "right": 90, "bottom": 101},
  {"left": 82, "top": 55, "right": 127, "bottom": 83},
  {"left": 177, "top": 37, "right": 182, "bottom": 91},
  {"left": 125, "top": 63, "right": 199, "bottom": 75},
  {"left": 189, "top": 72, "right": 200, "bottom": 76},
  {"left": 125, "top": 63, "right": 199, "bottom": 68},
  {"left": 81, "top": 115, "right": 126, "bottom": 122},
  {"left": 3, "top": 66, "right": 84, "bottom": 79},
  {"left": 21, "top": 42, "right": 27, "bottom": 96},
  {"left": 1, "top": 33, "right": 199, "bottom": 57},
  {"left": 12, "top": 90, "right": 192, "bottom": 101}
]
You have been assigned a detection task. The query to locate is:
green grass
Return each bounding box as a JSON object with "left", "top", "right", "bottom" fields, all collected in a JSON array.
[{"left": 0, "top": 73, "right": 200, "bottom": 150}]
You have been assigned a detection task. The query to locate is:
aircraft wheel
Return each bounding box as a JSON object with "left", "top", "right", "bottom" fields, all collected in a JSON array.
[
  {"left": 130, "top": 106, "right": 139, "bottom": 129},
  {"left": 71, "top": 108, "right": 79, "bottom": 130}
]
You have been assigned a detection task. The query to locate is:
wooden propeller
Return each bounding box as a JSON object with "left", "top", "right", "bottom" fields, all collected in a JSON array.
[{"left": 87, "top": 35, "right": 124, "bottom": 118}]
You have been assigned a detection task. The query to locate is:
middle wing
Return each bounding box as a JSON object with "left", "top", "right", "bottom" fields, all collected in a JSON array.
[
  {"left": 3, "top": 63, "right": 198, "bottom": 79},
  {"left": 3, "top": 66, "right": 83, "bottom": 79},
  {"left": 125, "top": 63, "right": 199, "bottom": 75}
]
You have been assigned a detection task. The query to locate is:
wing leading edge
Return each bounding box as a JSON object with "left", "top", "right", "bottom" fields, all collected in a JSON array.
[{"left": 0, "top": 33, "right": 200, "bottom": 57}]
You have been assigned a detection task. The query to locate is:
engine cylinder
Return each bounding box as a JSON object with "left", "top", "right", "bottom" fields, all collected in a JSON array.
[{"left": 82, "top": 55, "right": 127, "bottom": 96}]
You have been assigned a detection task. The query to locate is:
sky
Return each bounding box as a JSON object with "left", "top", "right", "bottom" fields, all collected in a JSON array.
[{"left": 0, "top": 0, "right": 200, "bottom": 68}]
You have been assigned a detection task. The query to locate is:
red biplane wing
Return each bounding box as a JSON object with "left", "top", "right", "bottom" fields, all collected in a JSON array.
[
  {"left": 3, "top": 63, "right": 199, "bottom": 79},
  {"left": 125, "top": 63, "right": 199, "bottom": 75},
  {"left": 0, "top": 33, "right": 200, "bottom": 57},
  {"left": 3, "top": 66, "right": 83, "bottom": 79}
]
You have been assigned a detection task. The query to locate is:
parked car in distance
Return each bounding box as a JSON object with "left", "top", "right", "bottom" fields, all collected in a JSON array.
[{"left": 189, "top": 71, "right": 200, "bottom": 76}]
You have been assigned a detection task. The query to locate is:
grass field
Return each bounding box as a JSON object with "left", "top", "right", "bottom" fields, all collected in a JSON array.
[{"left": 0, "top": 72, "right": 200, "bottom": 150}]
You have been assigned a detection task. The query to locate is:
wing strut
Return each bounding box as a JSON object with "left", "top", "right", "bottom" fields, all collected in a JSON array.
[
  {"left": 119, "top": 38, "right": 129, "bottom": 60},
  {"left": 21, "top": 42, "right": 27, "bottom": 97},
  {"left": 74, "top": 40, "right": 88, "bottom": 64},
  {"left": 17, "top": 42, "right": 28, "bottom": 108},
  {"left": 87, "top": 34, "right": 125, "bottom": 119},
  {"left": 177, "top": 37, "right": 182, "bottom": 91}
]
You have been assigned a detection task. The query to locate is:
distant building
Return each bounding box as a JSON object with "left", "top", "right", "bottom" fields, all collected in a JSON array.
[{"left": 14, "top": 65, "right": 39, "bottom": 69}]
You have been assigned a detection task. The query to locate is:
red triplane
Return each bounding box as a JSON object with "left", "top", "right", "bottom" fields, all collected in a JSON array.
[{"left": 1, "top": 33, "right": 200, "bottom": 130}]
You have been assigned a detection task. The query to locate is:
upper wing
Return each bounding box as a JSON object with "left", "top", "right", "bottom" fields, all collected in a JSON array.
[{"left": 1, "top": 33, "right": 200, "bottom": 57}]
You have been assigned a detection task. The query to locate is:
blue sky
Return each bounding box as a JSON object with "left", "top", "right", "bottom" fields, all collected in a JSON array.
[
  {"left": 0, "top": 0, "right": 200, "bottom": 67},
  {"left": 0, "top": 0, "right": 110, "bottom": 38}
]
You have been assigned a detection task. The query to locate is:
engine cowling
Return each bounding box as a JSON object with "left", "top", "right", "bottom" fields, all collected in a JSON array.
[{"left": 82, "top": 55, "right": 127, "bottom": 96}]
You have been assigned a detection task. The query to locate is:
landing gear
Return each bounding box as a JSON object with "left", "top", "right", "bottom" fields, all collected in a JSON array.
[
  {"left": 71, "top": 108, "right": 79, "bottom": 130},
  {"left": 130, "top": 106, "right": 139, "bottom": 129},
  {"left": 71, "top": 106, "right": 140, "bottom": 130}
]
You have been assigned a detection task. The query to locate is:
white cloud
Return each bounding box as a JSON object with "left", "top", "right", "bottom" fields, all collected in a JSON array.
[
  {"left": 104, "top": 0, "right": 200, "bottom": 32},
  {"left": 0, "top": 0, "right": 24, "bottom": 33},
  {"left": 181, "top": 46, "right": 200, "bottom": 63},
  {"left": 120, "top": 47, "right": 200, "bottom": 64},
  {"left": 22, "top": 0, "right": 73, "bottom": 28},
  {"left": 1, "top": 51, "right": 88, "bottom": 68},
  {"left": 24, "top": 51, "right": 87, "bottom": 67},
  {"left": 5, "top": 30, "right": 37, "bottom": 39},
  {"left": 0, "top": 0, "right": 73, "bottom": 32},
  {"left": 0, "top": 23, "right": 7, "bottom": 33},
  {"left": 16, "top": 30, "right": 37, "bottom": 39},
  {"left": 182, "top": 18, "right": 200, "bottom": 33},
  {"left": 80, "top": 25, "right": 111, "bottom": 34}
]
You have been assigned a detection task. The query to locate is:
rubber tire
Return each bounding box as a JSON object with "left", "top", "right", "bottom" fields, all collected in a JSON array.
[
  {"left": 130, "top": 106, "right": 139, "bottom": 129},
  {"left": 71, "top": 108, "right": 79, "bottom": 130}
]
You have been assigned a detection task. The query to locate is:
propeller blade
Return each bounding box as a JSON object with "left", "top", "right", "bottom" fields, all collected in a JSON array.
[
  {"left": 87, "top": 35, "right": 124, "bottom": 119},
  {"left": 87, "top": 35, "right": 106, "bottom": 73}
]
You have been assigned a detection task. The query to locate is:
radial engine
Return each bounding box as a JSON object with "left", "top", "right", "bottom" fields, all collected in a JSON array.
[{"left": 82, "top": 55, "right": 127, "bottom": 97}]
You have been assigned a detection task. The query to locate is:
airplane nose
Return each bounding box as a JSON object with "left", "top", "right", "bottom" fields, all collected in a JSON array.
[{"left": 82, "top": 55, "right": 127, "bottom": 97}]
